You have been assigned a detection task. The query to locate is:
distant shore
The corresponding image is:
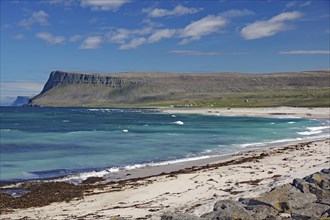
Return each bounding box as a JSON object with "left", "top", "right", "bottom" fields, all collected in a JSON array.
[{"left": 161, "top": 106, "right": 330, "bottom": 119}]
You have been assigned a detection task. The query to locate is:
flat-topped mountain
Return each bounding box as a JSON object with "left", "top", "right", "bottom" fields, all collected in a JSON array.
[
  {"left": 29, "top": 70, "right": 330, "bottom": 107},
  {"left": 11, "top": 96, "right": 31, "bottom": 106}
]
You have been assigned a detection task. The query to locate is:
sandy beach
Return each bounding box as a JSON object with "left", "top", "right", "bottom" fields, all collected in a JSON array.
[
  {"left": 161, "top": 106, "right": 330, "bottom": 119},
  {"left": 1, "top": 107, "right": 329, "bottom": 219}
]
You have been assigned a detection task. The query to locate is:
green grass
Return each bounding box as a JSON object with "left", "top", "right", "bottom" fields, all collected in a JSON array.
[{"left": 33, "top": 87, "right": 330, "bottom": 108}]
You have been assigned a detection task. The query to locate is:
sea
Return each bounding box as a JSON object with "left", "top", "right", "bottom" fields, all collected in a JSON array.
[{"left": 0, "top": 107, "right": 329, "bottom": 183}]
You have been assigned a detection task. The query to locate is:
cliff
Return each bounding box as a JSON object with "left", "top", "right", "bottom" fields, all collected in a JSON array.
[
  {"left": 29, "top": 70, "right": 330, "bottom": 107},
  {"left": 11, "top": 96, "right": 31, "bottom": 106}
]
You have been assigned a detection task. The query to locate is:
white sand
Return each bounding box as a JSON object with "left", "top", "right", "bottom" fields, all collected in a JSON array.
[
  {"left": 161, "top": 107, "right": 330, "bottom": 119},
  {"left": 2, "top": 138, "right": 329, "bottom": 220}
]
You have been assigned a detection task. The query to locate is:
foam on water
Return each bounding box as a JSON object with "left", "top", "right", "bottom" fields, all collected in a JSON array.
[
  {"left": 306, "top": 126, "right": 330, "bottom": 131},
  {"left": 297, "top": 130, "right": 323, "bottom": 136},
  {"left": 56, "top": 155, "right": 213, "bottom": 183},
  {"left": 297, "top": 125, "right": 330, "bottom": 136}
]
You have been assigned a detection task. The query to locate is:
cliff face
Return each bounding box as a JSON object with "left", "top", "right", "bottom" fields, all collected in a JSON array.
[
  {"left": 30, "top": 70, "right": 330, "bottom": 107},
  {"left": 11, "top": 96, "right": 31, "bottom": 106},
  {"left": 40, "top": 71, "right": 141, "bottom": 95}
]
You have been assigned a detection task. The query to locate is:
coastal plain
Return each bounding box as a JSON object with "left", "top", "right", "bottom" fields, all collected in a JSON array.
[{"left": 1, "top": 107, "right": 329, "bottom": 220}]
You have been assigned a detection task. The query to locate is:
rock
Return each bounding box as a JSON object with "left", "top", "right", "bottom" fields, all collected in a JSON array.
[
  {"left": 321, "top": 208, "right": 330, "bottom": 217},
  {"left": 304, "top": 169, "right": 330, "bottom": 189},
  {"left": 293, "top": 169, "right": 330, "bottom": 200},
  {"left": 254, "top": 183, "right": 317, "bottom": 212},
  {"left": 292, "top": 178, "right": 309, "bottom": 193},
  {"left": 161, "top": 212, "right": 203, "bottom": 220},
  {"left": 201, "top": 200, "right": 253, "bottom": 220},
  {"left": 239, "top": 198, "right": 278, "bottom": 219},
  {"left": 321, "top": 169, "right": 330, "bottom": 174},
  {"left": 248, "top": 205, "right": 278, "bottom": 220},
  {"left": 163, "top": 169, "right": 329, "bottom": 220},
  {"left": 318, "top": 198, "right": 330, "bottom": 206},
  {"left": 291, "top": 203, "right": 330, "bottom": 219}
]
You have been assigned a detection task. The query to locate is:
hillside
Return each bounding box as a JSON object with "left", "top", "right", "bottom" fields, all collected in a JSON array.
[
  {"left": 12, "top": 96, "right": 31, "bottom": 106},
  {"left": 29, "top": 70, "right": 330, "bottom": 107}
]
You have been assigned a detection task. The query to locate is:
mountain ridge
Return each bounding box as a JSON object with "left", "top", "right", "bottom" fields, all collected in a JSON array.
[{"left": 29, "top": 70, "right": 330, "bottom": 107}]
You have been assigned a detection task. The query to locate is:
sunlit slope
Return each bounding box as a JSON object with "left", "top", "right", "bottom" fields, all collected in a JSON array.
[{"left": 29, "top": 70, "right": 330, "bottom": 107}]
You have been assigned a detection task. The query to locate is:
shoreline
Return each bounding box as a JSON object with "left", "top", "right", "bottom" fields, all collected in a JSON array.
[
  {"left": 1, "top": 137, "right": 329, "bottom": 219},
  {"left": 160, "top": 106, "right": 330, "bottom": 119},
  {"left": 1, "top": 107, "right": 329, "bottom": 219}
]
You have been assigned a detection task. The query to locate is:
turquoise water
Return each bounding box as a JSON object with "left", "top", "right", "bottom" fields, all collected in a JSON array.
[{"left": 0, "top": 107, "right": 329, "bottom": 182}]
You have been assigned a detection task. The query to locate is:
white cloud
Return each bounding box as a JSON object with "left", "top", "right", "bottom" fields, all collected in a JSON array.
[
  {"left": 79, "top": 36, "right": 103, "bottom": 49},
  {"left": 0, "top": 82, "right": 44, "bottom": 106},
  {"left": 148, "top": 29, "right": 176, "bottom": 43},
  {"left": 241, "top": 11, "right": 302, "bottom": 40},
  {"left": 68, "top": 35, "right": 82, "bottom": 42},
  {"left": 13, "top": 34, "right": 24, "bottom": 40},
  {"left": 19, "top": 10, "right": 49, "bottom": 28},
  {"left": 279, "top": 50, "right": 330, "bottom": 55},
  {"left": 286, "top": 1, "right": 311, "bottom": 8},
  {"left": 106, "top": 28, "right": 130, "bottom": 44},
  {"left": 119, "top": 37, "right": 146, "bottom": 50},
  {"left": 143, "top": 5, "right": 202, "bottom": 18},
  {"left": 107, "top": 27, "right": 175, "bottom": 49},
  {"left": 106, "top": 27, "right": 153, "bottom": 44},
  {"left": 36, "top": 32, "right": 65, "bottom": 45},
  {"left": 286, "top": 1, "right": 296, "bottom": 8},
  {"left": 48, "top": 0, "right": 76, "bottom": 6},
  {"left": 169, "top": 50, "right": 221, "bottom": 56},
  {"left": 141, "top": 19, "right": 163, "bottom": 28},
  {"left": 81, "top": 0, "right": 130, "bottom": 11},
  {"left": 300, "top": 1, "right": 311, "bottom": 7},
  {"left": 220, "top": 9, "right": 254, "bottom": 18},
  {"left": 179, "top": 15, "right": 228, "bottom": 44},
  {"left": 106, "top": 14, "right": 228, "bottom": 49}
]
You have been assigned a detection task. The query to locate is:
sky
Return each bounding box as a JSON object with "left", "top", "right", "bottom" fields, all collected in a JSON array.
[{"left": 0, "top": 0, "right": 329, "bottom": 105}]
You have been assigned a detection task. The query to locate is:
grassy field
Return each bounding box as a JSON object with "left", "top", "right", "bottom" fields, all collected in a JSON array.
[{"left": 55, "top": 87, "right": 329, "bottom": 108}]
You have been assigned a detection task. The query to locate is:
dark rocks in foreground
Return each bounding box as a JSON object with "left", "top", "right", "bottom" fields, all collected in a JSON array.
[{"left": 161, "top": 169, "right": 330, "bottom": 220}]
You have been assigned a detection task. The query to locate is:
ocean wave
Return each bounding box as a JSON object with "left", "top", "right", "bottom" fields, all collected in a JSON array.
[
  {"left": 57, "top": 169, "right": 118, "bottom": 182},
  {"left": 297, "top": 125, "right": 329, "bottom": 136},
  {"left": 297, "top": 130, "right": 323, "bottom": 136},
  {"left": 56, "top": 155, "right": 212, "bottom": 183},
  {"left": 88, "top": 108, "right": 101, "bottom": 111},
  {"left": 272, "top": 116, "right": 302, "bottom": 119},
  {"left": 306, "top": 126, "right": 330, "bottom": 131},
  {"left": 238, "top": 137, "right": 304, "bottom": 148}
]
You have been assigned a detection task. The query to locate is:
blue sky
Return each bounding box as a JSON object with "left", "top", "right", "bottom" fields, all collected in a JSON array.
[{"left": 0, "top": 0, "right": 329, "bottom": 105}]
